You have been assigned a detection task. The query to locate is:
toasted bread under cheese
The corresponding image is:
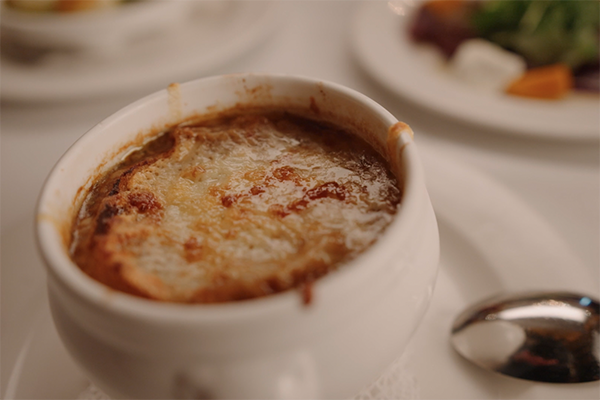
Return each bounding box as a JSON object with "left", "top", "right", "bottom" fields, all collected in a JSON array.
[{"left": 71, "top": 110, "right": 401, "bottom": 303}]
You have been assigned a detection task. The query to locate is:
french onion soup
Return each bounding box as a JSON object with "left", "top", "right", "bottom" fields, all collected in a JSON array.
[{"left": 70, "top": 108, "right": 401, "bottom": 303}]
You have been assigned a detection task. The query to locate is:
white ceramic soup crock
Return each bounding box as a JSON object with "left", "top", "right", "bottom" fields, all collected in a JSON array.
[{"left": 36, "top": 73, "right": 439, "bottom": 399}]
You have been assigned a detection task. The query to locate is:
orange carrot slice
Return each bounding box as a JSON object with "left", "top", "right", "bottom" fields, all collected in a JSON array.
[{"left": 505, "top": 64, "right": 573, "bottom": 99}]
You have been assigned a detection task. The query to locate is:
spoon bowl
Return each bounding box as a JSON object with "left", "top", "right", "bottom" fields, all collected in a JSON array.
[{"left": 451, "top": 291, "right": 599, "bottom": 383}]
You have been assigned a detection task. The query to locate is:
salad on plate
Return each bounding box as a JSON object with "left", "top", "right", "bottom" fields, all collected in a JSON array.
[{"left": 410, "top": 0, "right": 599, "bottom": 99}]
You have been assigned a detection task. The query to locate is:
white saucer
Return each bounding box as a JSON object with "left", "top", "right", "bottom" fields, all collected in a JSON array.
[
  {"left": 408, "top": 147, "right": 598, "bottom": 399},
  {"left": 2, "top": 149, "right": 598, "bottom": 399},
  {"left": 0, "top": 1, "right": 279, "bottom": 102},
  {"left": 351, "top": 1, "right": 600, "bottom": 140}
]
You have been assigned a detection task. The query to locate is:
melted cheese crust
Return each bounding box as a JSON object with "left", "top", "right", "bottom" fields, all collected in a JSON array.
[{"left": 71, "top": 111, "right": 401, "bottom": 303}]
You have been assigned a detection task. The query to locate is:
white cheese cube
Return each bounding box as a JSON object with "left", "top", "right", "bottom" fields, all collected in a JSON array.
[{"left": 451, "top": 39, "right": 527, "bottom": 91}]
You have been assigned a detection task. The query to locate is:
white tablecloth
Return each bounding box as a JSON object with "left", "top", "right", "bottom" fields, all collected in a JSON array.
[{"left": 2, "top": 2, "right": 598, "bottom": 398}]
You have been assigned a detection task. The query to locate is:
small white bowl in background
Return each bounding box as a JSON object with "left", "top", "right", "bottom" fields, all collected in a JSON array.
[{"left": 1, "top": 0, "right": 197, "bottom": 57}]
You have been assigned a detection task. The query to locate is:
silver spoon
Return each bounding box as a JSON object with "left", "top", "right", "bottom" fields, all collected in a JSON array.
[{"left": 451, "top": 291, "right": 599, "bottom": 383}]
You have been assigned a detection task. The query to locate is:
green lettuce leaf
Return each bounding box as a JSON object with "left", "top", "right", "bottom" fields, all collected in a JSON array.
[{"left": 472, "top": 0, "right": 599, "bottom": 69}]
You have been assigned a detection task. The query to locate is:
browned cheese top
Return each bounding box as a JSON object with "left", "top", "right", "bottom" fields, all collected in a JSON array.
[{"left": 71, "top": 110, "right": 401, "bottom": 303}]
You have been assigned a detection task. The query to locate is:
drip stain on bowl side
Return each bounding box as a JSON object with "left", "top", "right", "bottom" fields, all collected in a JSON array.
[
  {"left": 168, "top": 82, "right": 183, "bottom": 123},
  {"left": 387, "top": 121, "right": 414, "bottom": 170},
  {"left": 235, "top": 79, "right": 274, "bottom": 104},
  {"left": 309, "top": 96, "right": 321, "bottom": 114}
]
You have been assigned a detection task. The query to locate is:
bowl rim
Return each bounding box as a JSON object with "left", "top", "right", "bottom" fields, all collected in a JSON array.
[{"left": 35, "top": 73, "right": 424, "bottom": 323}]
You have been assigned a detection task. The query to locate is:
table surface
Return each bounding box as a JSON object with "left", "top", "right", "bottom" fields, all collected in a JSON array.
[{"left": 2, "top": 1, "right": 599, "bottom": 397}]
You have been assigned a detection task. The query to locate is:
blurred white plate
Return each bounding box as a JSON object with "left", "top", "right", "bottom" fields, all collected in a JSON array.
[
  {"left": 0, "top": 1, "right": 279, "bottom": 102},
  {"left": 352, "top": 1, "right": 600, "bottom": 140},
  {"left": 3, "top": 148, "right": 597, "bottom": 399},
  {"left": 1, "top": 0, "right": 193, "bottom": 54}
]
